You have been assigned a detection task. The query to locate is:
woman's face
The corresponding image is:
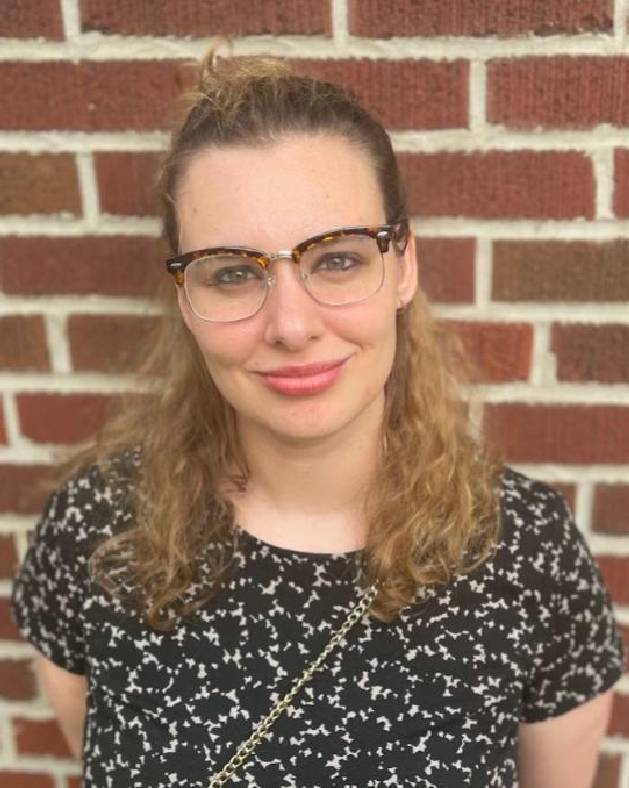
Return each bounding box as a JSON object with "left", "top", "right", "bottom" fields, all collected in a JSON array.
[{"left": 175, "top": 133, "right": 417, "bottom": 445}]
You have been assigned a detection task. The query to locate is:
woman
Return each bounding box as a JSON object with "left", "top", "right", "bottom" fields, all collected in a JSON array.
[{"left": 10, "top": 51, "right": 624, "bottom": 788}]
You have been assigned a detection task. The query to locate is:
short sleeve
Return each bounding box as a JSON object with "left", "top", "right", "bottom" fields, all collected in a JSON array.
[
  {"left": 520, "top": 492, "right": 625, "bottom": 722},
  {"left": 10, "top": 483, "right": 88, "bottom": 675}
]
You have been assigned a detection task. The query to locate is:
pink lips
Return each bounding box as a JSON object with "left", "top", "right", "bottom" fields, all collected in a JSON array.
[{"left": 258, "top": 358, "right": 349, "bottom": 395}]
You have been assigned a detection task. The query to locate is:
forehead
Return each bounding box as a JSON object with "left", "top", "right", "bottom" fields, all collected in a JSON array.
[{"left": 175, "top": 133, "right": 385, "bottom": 250}]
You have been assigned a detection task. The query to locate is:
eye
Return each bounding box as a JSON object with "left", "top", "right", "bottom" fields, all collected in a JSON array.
[
  {"left": 313, "top": 252, "right": 363, "bottom": 272},
  {"left": 207, "top": 264, "right": 264, "bottom": 286}
]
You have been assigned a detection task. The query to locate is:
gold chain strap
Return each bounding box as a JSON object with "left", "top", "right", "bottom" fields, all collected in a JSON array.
[{"left": 208, "top": 580, "right": 380, "bottom": 787}]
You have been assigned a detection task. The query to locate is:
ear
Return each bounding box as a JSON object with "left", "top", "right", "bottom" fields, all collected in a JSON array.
[{"left": 396, "top": 229, "right": 418, "bottom": 309}]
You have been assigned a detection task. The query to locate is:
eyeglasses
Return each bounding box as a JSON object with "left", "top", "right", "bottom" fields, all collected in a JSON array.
[{"left": 165, "top": 220, "right": 409, "bottom": 323}]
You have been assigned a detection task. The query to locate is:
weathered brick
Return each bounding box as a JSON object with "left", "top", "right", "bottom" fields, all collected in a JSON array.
[
  {"left": 0, "top": 315, "right": 50, "bottom": 372},
  {"left": 65, "top": 777, "right": 83, "bottom": 788},
  {"left": 0, "top": 403, "right": 7, "bottom": 444},
  {"left": 0, "top": 465, "right": 55, "bottom": 515},
  {"left": 592, "top": 752, "right": 622, "bottom": 788},
  {"left": 492, "top": 240, "right": 629, "bottom": 301},
  {"left": 80, "top": 0, "right": 331, "bottom": 35},
  {"left": 0, "top": 236, "right": 168, "bottom": 297},
  {"left": 614, "top": 149, "right": 629, "bottom": 217},
  {"left": 292, "top": 59, "right": 469, "bottom": 130},
  {"left": 17, "top": 393, "right": 116, "bottom": 445},
  {"left": 551, "top": 324, "right": 629, "bottom": 383},
  {"left": 0, "top": 0, "right": 63, "bottom": 39},
  {"left": 484, "top": 404, "right": 629, "bottom": 464},
  {"left": 0, "top": 534, "right": 19, "bottom": 580},
  {"left": 0, "top": 153, "right": 80, "bottom": 215},
  {"left": 95, "top": 151, "right": 163, "bottom": 216},
  {"left": 592, "top": 485, "right": 629, "bottom": 535},
  {"left": 416, "top": 238, "right": 475, "bottom": 303},
  {"left": 448, "top": 321, "right": 533, "bottom": 382},
  {"left": 598, "top": 556, "right": 629, "bottom": 606},
  {"left": 399, "top": 151, "right": 593, "bottom": 219},
  {"left": 0, "top": 598, "right": 21, "bottom": 640},
  {"left": 488, "top": 57, "right": 629, "bottom": 128},
  {"left": 609, "top": 690, "right": 629, "bottom": 736},
  {"left": 0, "top": 773, "right": 55, "bottom": 788},
  {"left": 68, "top": 314, "right": 160, "bottom": 373},
  {"left": 0, "top": 659, "right": 38, "bottom": 701},
  {"left": 13, "top": 717, "right": 74, "bottom": 759},
  {"left": 0, "top": 61, "right": 187, "bottom": 131},
  {"left": 348, "top": 0, "right": 612, "bottom": 37}
]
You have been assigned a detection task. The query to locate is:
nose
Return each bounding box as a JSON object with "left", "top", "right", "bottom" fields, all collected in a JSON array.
[{"left": 261, "top": 256, "right": 326, "bottom": 349}]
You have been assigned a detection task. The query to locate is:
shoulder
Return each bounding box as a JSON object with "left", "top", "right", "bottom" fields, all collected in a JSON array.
[{"left": 36, "top": 445, "right": 142, "bottom": 564}]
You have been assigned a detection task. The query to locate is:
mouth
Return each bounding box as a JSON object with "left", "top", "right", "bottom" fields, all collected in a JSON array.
[{"left": 256, "top": 357, "right": 350, "bottom": 395}]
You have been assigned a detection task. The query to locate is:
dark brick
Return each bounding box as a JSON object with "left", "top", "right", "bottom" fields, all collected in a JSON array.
[
  {"left": 551, "top": 323, "right": 629, "bottom": 383},
  {"left": 0, "top": 315, "right": 50, "bottom": 372},
  {"left": 416, "top": 238, "right": 475, "bottom": 303},
  {"left": 68, "top": 314, "right": 160, "bottom": 373},
  {"left": 0, "top": 153, "right": 80, "bottom": 215},
  {"left": 0, "top": 0, "right": 63, "bottom": 39},
  {"left": 592, "top": 486, "right": 629, "bottom": 535},
  {"left": 95, "top": 152, "right": 163, "bottom": 216}
]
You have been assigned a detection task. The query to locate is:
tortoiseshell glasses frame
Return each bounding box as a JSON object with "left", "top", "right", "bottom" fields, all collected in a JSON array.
[{"left": 165, "top": 219, "right": 409, "bottom": 323}]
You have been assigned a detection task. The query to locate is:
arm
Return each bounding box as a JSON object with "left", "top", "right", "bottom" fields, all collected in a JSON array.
[
  {"left": 34, "top": 653, "right": 88, "bottom": 759},
  {"left": 518, "top": 688, "right": 614, "bottom": 788}
]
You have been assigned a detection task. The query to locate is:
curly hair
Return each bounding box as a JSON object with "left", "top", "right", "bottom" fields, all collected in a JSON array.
[{"left": 54, "top": 49, "right": 506, "bottom": 630}]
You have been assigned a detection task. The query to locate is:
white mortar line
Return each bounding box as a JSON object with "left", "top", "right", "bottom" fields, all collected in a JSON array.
[
  {"left": 615, "top": 0, "right": 629, "bottom": 48},
  {"left": 1, "top": 129, "right": 629, "bottom": 153},
  {"left": 465, "top": 383, "right": 629, "bottom": 403},
  {"left": 0, "top": 33, "right": 624, "bottom": 60},
  {"left": 592, "top": 148, "right": 616, "bottom": 219},
  {"left": 529, "top": 323, "right": 556, "bottom": 387},
  {"left": 60, "top": 0, "right": 81, "bottom": 40},
  {"left": 575, "top": 480, "right": 594, "bottom": 536},
  {"left": 331, "top": 0, "right": 349, "bottom": 52},
  {"left": 618, "top": 753, "right": 629, "bottom": 788},
  {"left": 76, "top": 151, "right": 101, "bottom": 227},
  {"left": 474, "top": 237, "right": 491, "bottom": 310},
  {"left": 44, "top": 314, "right": 72, "bottom": 374},
  {"left": 1, "top": 394, "right": 20, "bottom": 446},
  {"left": 509, "top": 463, "right": 629, "bottom": 484},
  {"left": 0, "top": 300, "right": 163, "bottom": 316},
  {"left": 468, "top": 60, "right": 486, "bottom": 132},
  {"left": 0, "top": 216, "right": 161, "bottom": 236}
]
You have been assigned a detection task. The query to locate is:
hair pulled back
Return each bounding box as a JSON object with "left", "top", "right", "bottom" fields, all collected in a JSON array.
[{"left": 55, "top": 49, "right": 504, "bottom": 630}]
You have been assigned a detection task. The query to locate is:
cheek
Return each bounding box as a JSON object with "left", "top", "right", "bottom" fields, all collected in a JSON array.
[{"left": 188, "top": 322, "right": 260, "bottom": 371}]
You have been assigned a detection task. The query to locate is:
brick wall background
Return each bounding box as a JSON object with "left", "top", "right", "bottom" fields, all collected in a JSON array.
[{"left": 1, "top": 1, "right": 629, "bottom": 785}]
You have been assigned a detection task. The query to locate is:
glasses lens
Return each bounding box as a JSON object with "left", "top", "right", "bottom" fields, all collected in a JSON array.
[
  {"left": 299, "top": 234, "right": 385, "bottom": 306},
  {"left": 184, "top": 253, "right": 266, "bottom": 322}
]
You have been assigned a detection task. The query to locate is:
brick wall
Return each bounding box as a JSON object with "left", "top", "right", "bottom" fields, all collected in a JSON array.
[{"left": 1, "top": 1, "right": 628, "bottom": 785}]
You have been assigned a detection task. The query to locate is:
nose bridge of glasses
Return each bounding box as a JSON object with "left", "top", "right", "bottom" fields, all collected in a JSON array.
[{"left": 264, "top": 249, "right": 305, "bottom": 283}]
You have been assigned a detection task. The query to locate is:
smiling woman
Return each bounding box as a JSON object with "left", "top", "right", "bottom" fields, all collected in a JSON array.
[{"left": 9, "top": 50, "right": 625, "bottom": 788}]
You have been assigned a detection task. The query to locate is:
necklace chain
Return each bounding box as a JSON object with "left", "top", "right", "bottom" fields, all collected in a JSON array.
[{"left": 208, "top": 580, "right": 380, "bottom": 787}]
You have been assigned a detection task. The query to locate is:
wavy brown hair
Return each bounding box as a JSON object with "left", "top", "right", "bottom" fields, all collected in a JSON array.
[{"left": 54, "top": 50, "right": 506, "bottom": 629}]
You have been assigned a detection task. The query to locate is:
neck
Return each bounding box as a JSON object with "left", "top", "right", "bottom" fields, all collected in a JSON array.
[{"left": 224, "top": 395, "right": 385, "bottom": 553}]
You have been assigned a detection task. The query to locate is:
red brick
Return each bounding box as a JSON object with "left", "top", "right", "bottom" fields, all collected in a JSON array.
[
  {"left": 0, "top": 598, "right": 21, "bottom": 640},
  {"left": 0, "top": 403, "right": 6, "bottom": 444},
  {"left": 292, "top": 58, "right": 468, "bottom": 130},
  {"left": 592, "top": 486, "right": 629, "bottom": 535},
  {"left": 0, "top": 61, "right": 187, "bottom": 131},
  {"left": 0, "top": 315, "right": 50, "bottom": 372},
  {"left": 65, "top": 778, "right": 83, "bottom": 788},
  {"left": 0, "top": 236, "right": 168, "bottom": 297},
  {"left": 0, "top": 0, "right": 63, "bottom": 39},
  {"left": 0, "top": 465, "right": 55, "bottom": 515},
  {"left": 551, "top": 324, "right": 629, "bottom": 383},
  {"left": 80, "top": 0, "right": 331, "bottom": 35},
  {"left": 0, "top": 774, "right": 55, "bottom": 788},
  {"left": 348, "top": 0, "right": 612, "bottom": 37},
  {"left": 13, "top": 717, "right": 74, "bottom": 759},
  {"left": 598, "top": 556, "right": 629, "bottom": 606},
  {"left": 488, "top": 57, "right": 629, "bottom": 129},
  {"left": 448, "top": 321, "right": 533, "bottom": 382},
  {"left": 0, "top": 534, "right": 19, "bottom": 580},
  {"left": 592, "top": 752, "right": 622, "bottom": 788},
  {"left": 549, "top": 483, "right": 577, "bottom": 515},
  {"left": 399, "top": 151, "right": 593, "bottom": 219},
  {"left": 68, "top": 314, "right": 160, "bottom": 373},
  {"left": 0, "top": 659, "right": 38, "bottom": 701},
  {"left": 614, "top": 149, "right": 629, "bottom": 217},
  {"left": 492, "top": 240, "right": 629, "bottom": 302},
  {"left": 609, "top": 691, "right": 629, "bottom": 736},
  {"left": 484, "top": 404, "right": 629, "bottom": 464},
  {"left": 0, "top": 153, "right": 80, "bottom": 215},
  {"left": 416, "top": 238, "right": 475, "bottom": 303},
  {"left": 95, "top": 152, "right": 163, "bottom": 216},
  {"left": 17, "top": 394, "right": 117, "bottom": 445}
]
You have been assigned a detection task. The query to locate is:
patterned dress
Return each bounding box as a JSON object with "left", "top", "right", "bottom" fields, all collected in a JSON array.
[{"left": 10, "top": 448, "right": 625, "bottom": 787}]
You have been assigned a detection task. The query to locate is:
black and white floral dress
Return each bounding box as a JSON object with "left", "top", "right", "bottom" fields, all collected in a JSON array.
[{"left": 10, "top": 449, "right": 625, "bottom": 787}]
